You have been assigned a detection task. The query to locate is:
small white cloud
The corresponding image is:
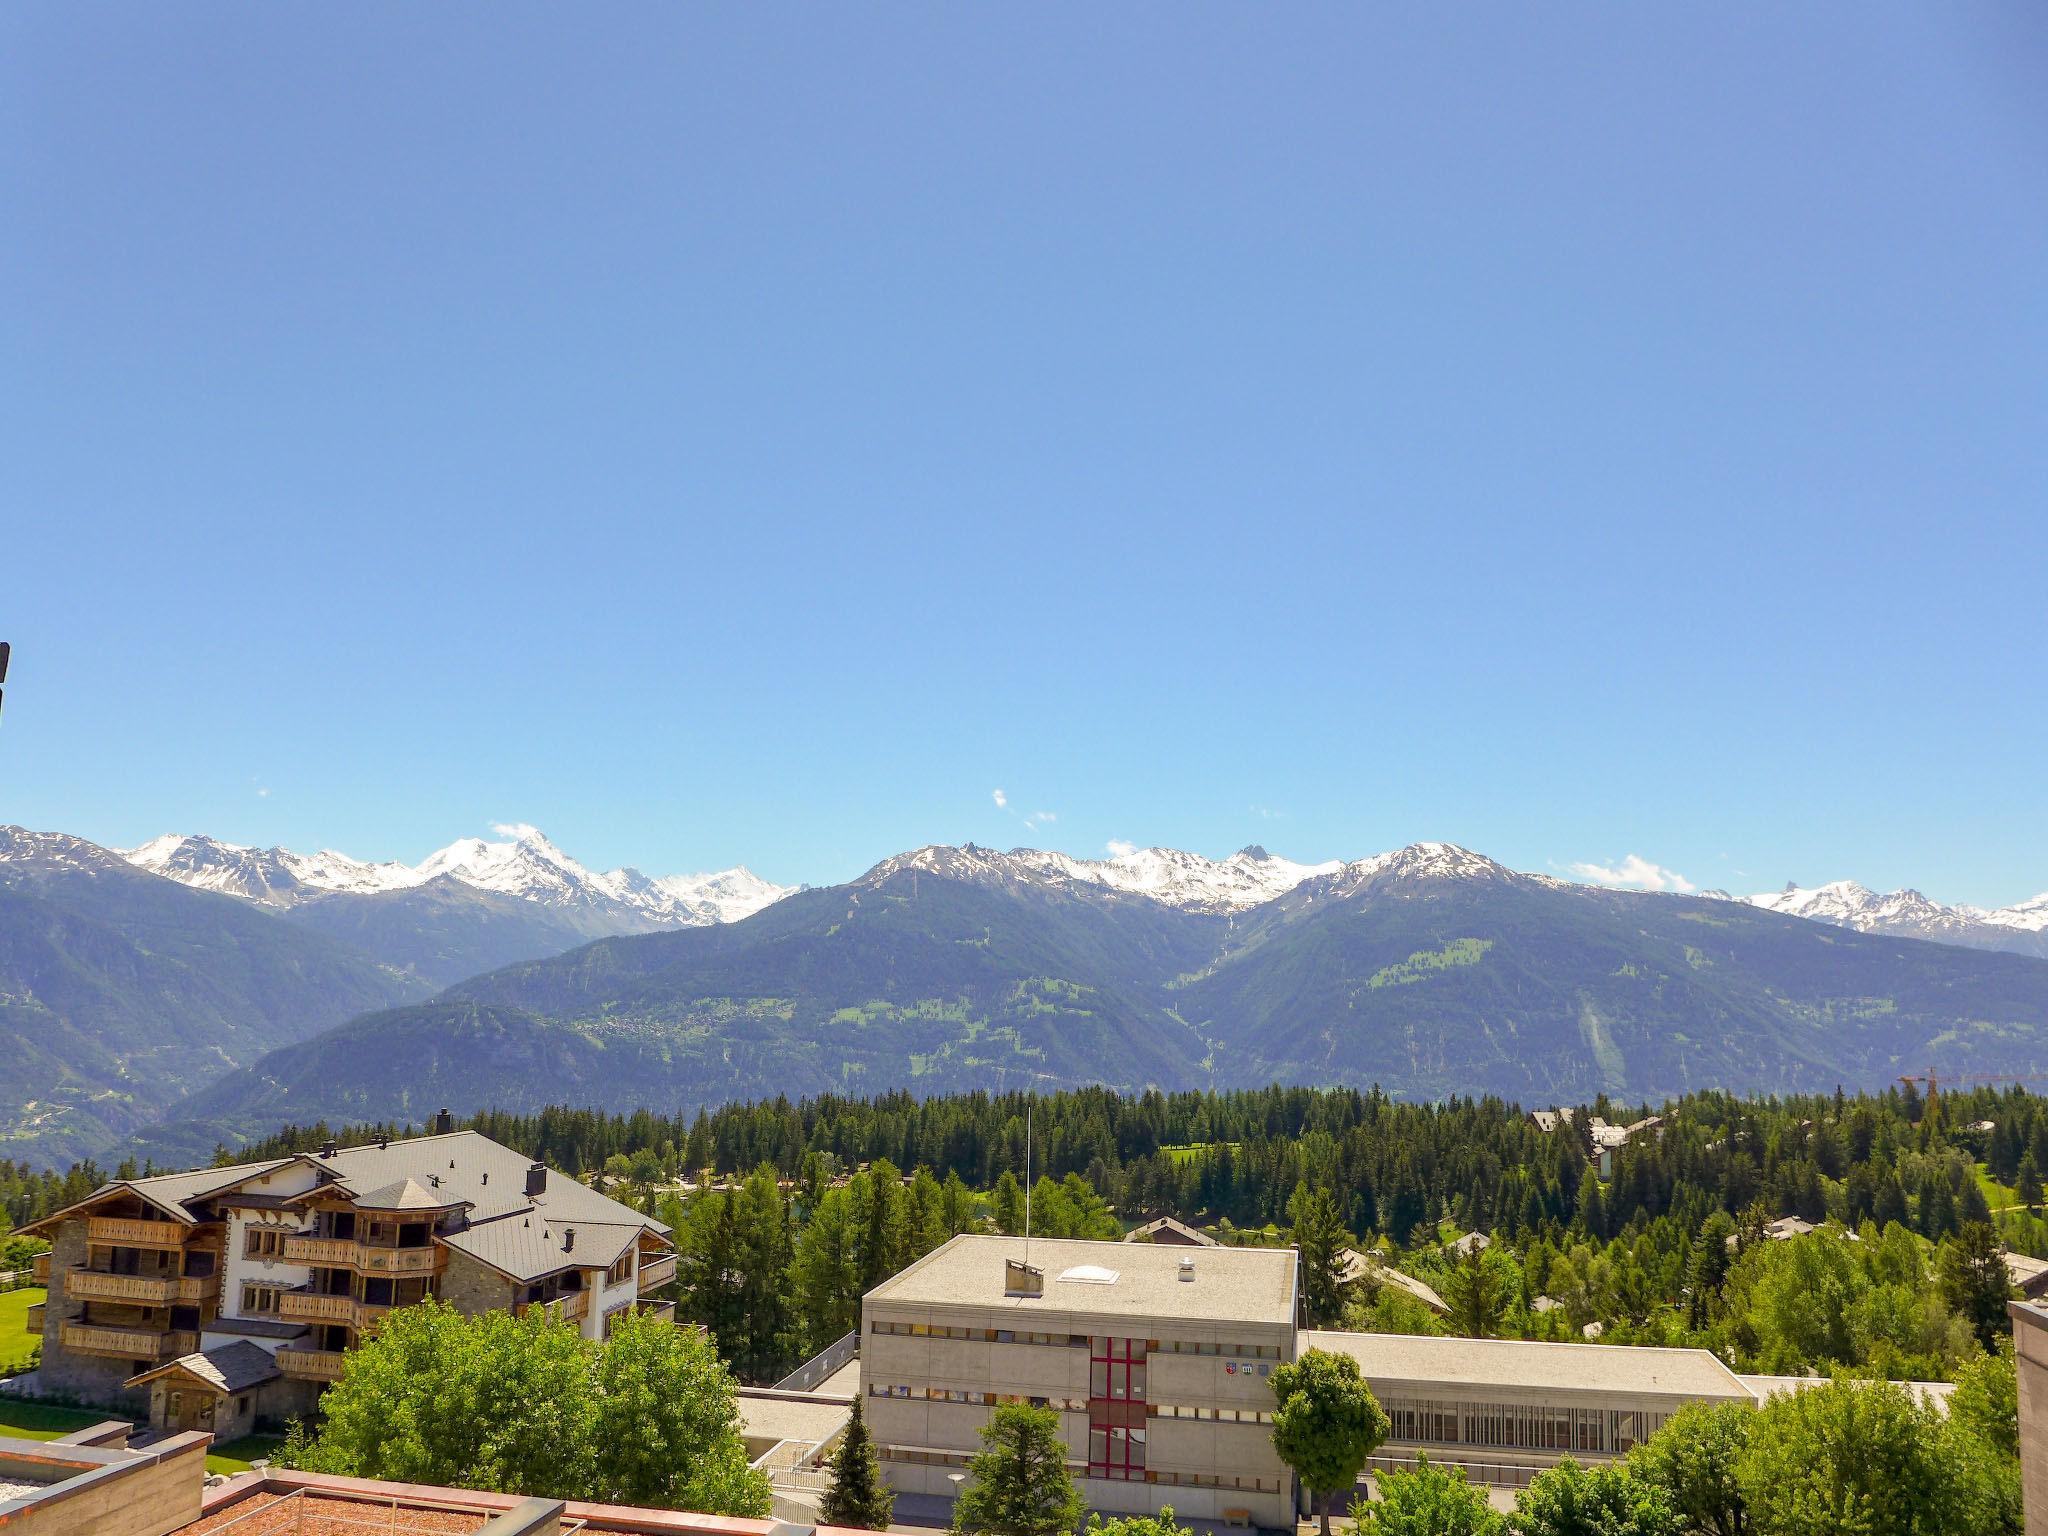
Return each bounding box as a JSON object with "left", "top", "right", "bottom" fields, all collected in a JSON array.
[
  {"left": 491, "top": 822, "right": 543, "bottom": 842},
  {"left": 256, "top": 786, "right": 271, "bottom": 799},
  {"left": 1570, "top": 854, "right": 1696, "bottom": 893},
  {"left": 1106, "top": 839, "right": 1138, "bottom": 858},
  {"left": 1031, "top": 810, "right": 1056, "bottom": 824},
  {"left": 992, "top": 789, "right": 1008, "bottom": 810},
  {"left": 1250, "top": 804, "right": 1284, "bottom": 821}
]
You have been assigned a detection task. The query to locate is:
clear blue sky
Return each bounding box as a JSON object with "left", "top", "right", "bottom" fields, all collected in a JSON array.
[{"left": 4, "top": 7, "right": 2045, "bottom": 903}]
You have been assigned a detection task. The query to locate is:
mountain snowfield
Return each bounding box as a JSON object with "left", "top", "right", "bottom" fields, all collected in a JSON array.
[
  {"left": 124, "top": 825, "right": 792, "bottom": 929},
  {"left": 1741, "top": 880, "right": 2048, "bottom": 959}
]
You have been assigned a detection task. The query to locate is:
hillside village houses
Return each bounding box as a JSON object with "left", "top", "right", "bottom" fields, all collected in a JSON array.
[{"left": 22, "top": 1116, "right": 676, "bottom": 1440}]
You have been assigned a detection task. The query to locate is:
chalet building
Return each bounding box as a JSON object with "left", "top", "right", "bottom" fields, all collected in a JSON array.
[{"left": 22, "top": 1119, "right": 676, "bottom": 1436}]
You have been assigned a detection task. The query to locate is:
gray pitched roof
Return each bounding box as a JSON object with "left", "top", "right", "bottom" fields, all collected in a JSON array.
[
  {"left": 441, "top": 1216, "right": 645, "bottom": 1283},
  {"left": 352, "top": 1177, "right": 461, "bottom": 1212},
  {"left": 23, "top": 1156, "right": 297, "bottom": 1234},
  {"left": 310, "top": 1132, "right": 667, "bottom": 1236},
  {"left": 126, "top": 1341, "right": 281, "bottom": 1395}
]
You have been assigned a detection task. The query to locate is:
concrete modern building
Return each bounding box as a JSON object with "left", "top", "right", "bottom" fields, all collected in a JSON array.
[
  {"left": 2014, "top": 1300, "right": 2048, "bottom": 1533},
  {"left": 1301, "top": 1330, "right": 1754, "bottom": 1490},
  {"left": 861, "top": 1235, "right": 1300, "bottom": 1527},
  {"left": 22, "top": 1122, "right": 676, "bottom": 1434}
]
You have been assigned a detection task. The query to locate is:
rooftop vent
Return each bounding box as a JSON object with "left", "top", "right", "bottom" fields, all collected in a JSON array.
[
  {"left": 564, "top": 1227, "right": 576, "bottom": 1253},
  {"left": 1004, "top": 1259, "right": 1044, "bottom": 1298},
  {"left": 1057, "top": 1264, "right": 1119, "bottom": 1286},
  {"left": 376, "top": 1133, "right": 389, "bottom": 1150},
  {"left": 429, "top": 1174, "right": 441, "bottom": 1189},
  {"left": 434, "top": 1108, "right": 453, "bottom": 1135},
  {"left": 1178, "top": 1256, "right": 1196, "bottom": 1282},
  {"left": 526, "top": 1163, "right": 548, "bottom": 1198},
  {"left": 481, "top": 1171, "right": 488, "bottom": 1186},
  {"left": 319, "top": 1139, "right": 338, "bottom": 1159}
]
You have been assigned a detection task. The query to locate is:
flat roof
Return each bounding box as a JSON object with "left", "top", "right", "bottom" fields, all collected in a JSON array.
[
  {"left": 1302, "top": 1329, "right": 1752, "bottom": 1402},
  {"left": 867, "top": 1234, "right": 1297, "bottom": 1325},
  {"left": 735, "top": 1393, "right": 853, "bottom": 1449}
]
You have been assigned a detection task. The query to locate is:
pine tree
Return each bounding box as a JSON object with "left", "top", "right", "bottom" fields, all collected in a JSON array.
[
  {"left": 953, "top": 1403, "right": 1081, "bottom": 1536},
  {"left": 1574, "top": 1166, "right": 1607, "bottom": 1243},
  {"left": 820, "top": 1396, "right": 894, "bottom": 1530},
  {"left": 2018, "top": 1153, "right": 2043, "bottom": 1213},
  {"left": 1288, "top": 1181, "right": 1350, "bottom": 1327}
]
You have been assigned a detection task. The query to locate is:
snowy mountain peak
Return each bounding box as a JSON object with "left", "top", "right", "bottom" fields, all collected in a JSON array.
[
  {"left": 122, "top": 827, "right": 793, "bottom": 931},
  {"left": 1746, "top": 879, "right": 2048, "bottom": 957}
]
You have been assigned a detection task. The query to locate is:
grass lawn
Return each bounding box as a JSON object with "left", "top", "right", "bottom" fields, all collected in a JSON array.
[
  {"left": 208, "top": 1434, "right": 285, "bottom": 1475},
  {"left": 0, "top": 1398, "right": 106, "bottom": 1441},
  {"left": 0, "top": 1287, "right": 45, "bottom": 1375},
  {"left": 1976, "top": 1164, "right": 2022, "bottom": 1212}
]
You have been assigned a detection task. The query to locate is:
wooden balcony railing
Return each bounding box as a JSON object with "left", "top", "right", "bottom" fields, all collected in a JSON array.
[
  {"left": 521, "top": 1290, "right": 590, "bottom": 1325},
  {"left": 637, "top": 1254, "right": 677, "bottom": 1291},
  {"left": 277, "top": 1347, "right": 347, "bottom": 1382},
  {"left": 176, "top": 1273, "right": 218, "bottom": 1304},
  {"left": 31, "top": 1253, "right": 50, "bottom": 1284},
  {"left": 24, "top": 1303, "right": 43, "bottom": 1333},
  {"left": 87, "top": 1216, "right": 188, "bottom": 1249},
  {"left": 356, "top": 1244, "right": 441, "bottom": 1277},
  {"left": 280, "top": 1290, "right": 355, "bottom": 1324},
  {"left": 60, "top": 1322, "right": 198, "bottom": 1361},
  {"left": 282, "top": 1235, "right": 357, "bottom": 1267},
  {"left": 65, "top": 1268, "right": 178, "bottom": 1304},
  {"left": 282, "top": 1235, "right": 443, "bottom": 1275},
  {"left": 634, "top": 1298, "right": 676, "bottom": 1325}
]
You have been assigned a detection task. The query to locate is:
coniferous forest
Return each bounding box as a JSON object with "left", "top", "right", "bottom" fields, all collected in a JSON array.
[{"left": 4, "top": 1081, "right": 2041, "bottom": 1390}]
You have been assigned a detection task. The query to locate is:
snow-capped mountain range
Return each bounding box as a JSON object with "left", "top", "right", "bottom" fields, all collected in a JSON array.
[
  {"left": 1741, "top": 880, "right": 2048, "bottom": 959},
  {"left": 108, "top": 825, "right": 2048, "bottom": 960},
  {"left": 125, "top": 825, "right": 792, "bottom": 930}
]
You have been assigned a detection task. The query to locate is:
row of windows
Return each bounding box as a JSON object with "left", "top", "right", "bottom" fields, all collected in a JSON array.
[
  {"left": 1090, "top": 1424, "right": 1144, "bottom": 1479},
  {"left": 1382, "top": 1398, "right": 1670, "bottom": 1456},
  {"left": 868, "top": 1320, "right": 1282, "bottom": 1359},
  {"left": 1151, "top": 1403, "right": 1275, "bottom": 1424},
  {"left": 874, "top": 1443, "right": 1279, "bottom": 1495},
  {"left": 871, "top": 1384, "right": 1089, "bottom": 1412},
  {"left": 867, "top": 1383, "right": 1270, "bottom": 1423}
]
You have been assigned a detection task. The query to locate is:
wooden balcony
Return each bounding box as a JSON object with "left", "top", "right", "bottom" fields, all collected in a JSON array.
[
  {"left": 521, "top": 1290, "right": 590, "bottom": 1325},
  {"left": 65, "top": 1268, "right": 178, "bottom": 1304},
  {"left": 277, "top": 1347, "right": 346, "bottom": 1382},
  {"left": 24, "top": 1303, "right": 43, "bottom": 1332},
  {"left": 176, "top": 1273, "right": 218, "bottom": 1304},
  {"left": 87, "top": 1216, "right": 188, "bottom": 1249},
  {"left": 280, "top": 1290, "right": 355, "bottom": 1325},
  {"left": 31, "top": 1252, "right": 50, "bottom": 1284},
  {"left": 637, "top": 1254, "right": 677, "bottom": 1291},
  {"left": 282, "top": 1234, "right": 357, "bottom": 1266},
  {"left": 60, "top": 1322, "right": 199, "bottom": 1362},
  {"left": 282, "top": 1236, "right": 442, "bottom": 1275},
  {"left": 634, "top": 1299, "right": 676, "bottom": 1325},
  {"left": 356, "top": 1244, "right": 441, "bottom": 1277}
]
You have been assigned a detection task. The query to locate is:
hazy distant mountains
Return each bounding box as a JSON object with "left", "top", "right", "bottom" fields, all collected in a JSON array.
[
  {"left": 1739, "top": 881, "right": 2048, "bottom": 961},
  {"left": 0, "top": 824, "right": 790, "bottom": 1164},
  {"left": 13, "top": 820, "right": 2048, "bottom": 1169},
  {"left": 0, "top": 829, "right": 429, "bottom": 1164},
  {"left": 135, "top": 840, "right": 2048, "bottom": 1166}
]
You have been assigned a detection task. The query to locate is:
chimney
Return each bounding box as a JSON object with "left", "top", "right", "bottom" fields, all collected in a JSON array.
[
  {"left": 1004, "top": 1259, "right": 1044, "bottom": 1298},
  {"left": 526, "top": 1163, "right": 548, "bottom": 1198},
  {"left": 434, "top": 1108, "right": 453, "bottom": 1135},
  {"left": 320, "top": 1139, "right": 338, "bottom": 1159},
  {"left": 1178, "top": 1256, "right": 1196, "bottom": 1282},
  {"left": 564, "top": 1227, "right": 576, "bottom": 1253},
  {"left": 376, "top": 1133, "right": 389, "bottom": 1150}
]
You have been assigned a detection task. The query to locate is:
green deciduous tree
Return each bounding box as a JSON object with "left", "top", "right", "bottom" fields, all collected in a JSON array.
[
  {"left": 1083, "top": 1508, "right": 1192, "bottom": 1536},
  {"left": 1732, "top": 1377, "right": 1977, "bottom": 1536},
  {"left": 1355, "top": 1454, "right": 1505, "bottom": 1536},
  {"left": 953, "top": 1402, "right": 1082, "bottom": 1536},
  {"left": 820, "top": 1396, "right": 895, "bottom": 1530},
  {"left": 1510, "top": 1457, "right": 1677, "bottom": 1536},
  {"left": 1625, "top": 1400, "right": 1750, "bottom": 1536},
  {"left": 282, "top": 1299, "right": 767, "bottom": 1516},
  {"left": 1270, "top": 1347, "right": 1390, "bottom": 1536}
]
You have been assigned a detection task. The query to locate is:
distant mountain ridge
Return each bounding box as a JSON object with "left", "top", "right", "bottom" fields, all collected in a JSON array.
[
  {"left": 136, "top": 838, "right": 2048, "bottom": 1166},
  {"left": 125, "top": 825, "right": 792, "bottom": 931},
  {"left": 1741, "top": 880, "right": 2048, "bottom": 960}
]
